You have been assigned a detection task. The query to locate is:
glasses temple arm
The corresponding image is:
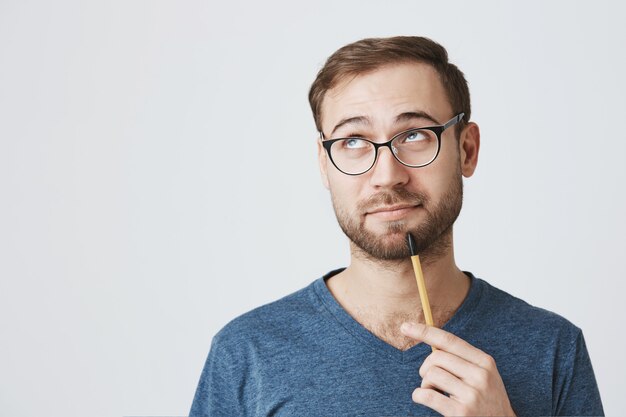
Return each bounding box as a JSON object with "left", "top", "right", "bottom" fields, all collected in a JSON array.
[{"left": 444, "top": 112, "right": 465, "bottom": 130}]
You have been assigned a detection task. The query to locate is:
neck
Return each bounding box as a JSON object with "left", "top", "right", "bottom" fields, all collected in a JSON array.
[{"left": 326, "top": 230, "right": 470, "bottom": 329}]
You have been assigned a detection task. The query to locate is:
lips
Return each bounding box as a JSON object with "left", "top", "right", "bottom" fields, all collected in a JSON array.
[{"left": 367, "top": 204, "right": 419, "bottom": 215}]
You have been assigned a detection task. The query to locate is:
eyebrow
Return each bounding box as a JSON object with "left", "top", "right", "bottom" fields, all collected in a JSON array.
[
  {"left": 330, "top": 116, "right": 370, "bottom": 136},
  {"left": 329, "top": 110, "right": 441, "bottom": 136},
  {"left": 395, "top": 111, "right": 441, "bottom": 126}
]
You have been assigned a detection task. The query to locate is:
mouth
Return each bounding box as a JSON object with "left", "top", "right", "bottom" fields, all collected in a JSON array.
[{"left": 366, "top": 204, "right": 420, "bottom": 220}]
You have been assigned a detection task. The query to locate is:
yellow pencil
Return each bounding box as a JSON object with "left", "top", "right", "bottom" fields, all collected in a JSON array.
[{"left": 406, "top": 233, "right": 436, "bottom": 351}]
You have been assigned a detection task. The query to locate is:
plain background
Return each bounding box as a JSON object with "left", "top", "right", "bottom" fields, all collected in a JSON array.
[{"left": 1, "top": 0, "right": 624, "bottom": 416}]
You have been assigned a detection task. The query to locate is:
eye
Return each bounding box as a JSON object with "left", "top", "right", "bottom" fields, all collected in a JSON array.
[
  {"left": 343, "top": 138, "right": 369, "bottom": 149},
  {"left": 404, "top": 130, "right": 428, "bottom": 142}
]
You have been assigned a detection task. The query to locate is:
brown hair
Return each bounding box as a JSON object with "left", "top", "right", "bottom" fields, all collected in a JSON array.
[{"left": 308, "top": 36, "right": 471, "bottom": 137}]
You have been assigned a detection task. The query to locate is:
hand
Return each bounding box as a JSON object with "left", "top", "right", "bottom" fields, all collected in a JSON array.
[{"left": 400, "top": 322, "right": 516, "bottom": 417}]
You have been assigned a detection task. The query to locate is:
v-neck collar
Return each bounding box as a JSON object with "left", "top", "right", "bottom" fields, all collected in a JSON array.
[{"left": 311, "top": 268, "right": 484, "bottom": 363}]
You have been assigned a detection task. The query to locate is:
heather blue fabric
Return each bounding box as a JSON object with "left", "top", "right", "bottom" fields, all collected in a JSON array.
[{"left": 190, "top": 270, "right": 603, "bottom": 416}]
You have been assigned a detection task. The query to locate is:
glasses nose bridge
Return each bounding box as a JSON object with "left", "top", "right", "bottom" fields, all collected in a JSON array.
[{"left": 372, "top": 138, "right": 402, "bottom": 167}]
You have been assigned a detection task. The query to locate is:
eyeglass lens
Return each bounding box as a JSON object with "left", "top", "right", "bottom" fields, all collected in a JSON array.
[{"left": 329, "top": 128, "right": 438, "bottom": 175}]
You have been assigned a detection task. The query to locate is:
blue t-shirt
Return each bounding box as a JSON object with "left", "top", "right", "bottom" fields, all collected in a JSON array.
[{"left": 190, "top": 270, "right": 603, "bottom": 416}]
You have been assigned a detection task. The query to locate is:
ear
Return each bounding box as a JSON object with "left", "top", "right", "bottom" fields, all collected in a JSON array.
[
  {"left": 317, "top": 138, "right": 330, "bottom": 189},
  {"left": 458, "top": 122, "right": 480, "bottom": 178}
]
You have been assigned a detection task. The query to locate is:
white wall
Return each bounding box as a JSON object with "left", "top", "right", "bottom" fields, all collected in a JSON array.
[{"left": 1, "top": 0, "right": 624, "bottom": 416}]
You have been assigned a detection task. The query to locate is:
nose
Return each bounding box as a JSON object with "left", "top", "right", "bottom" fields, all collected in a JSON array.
[{"left": 368, "top": 146, "right": 410, "bottom": 189}]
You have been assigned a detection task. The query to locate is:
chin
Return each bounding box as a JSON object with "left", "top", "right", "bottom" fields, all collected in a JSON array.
[
  {"left": 369, "top": 228, "right": 408, "bottom": 247},
  {"left": 370, "top": 220, "right": 409, "bottom": 235}
]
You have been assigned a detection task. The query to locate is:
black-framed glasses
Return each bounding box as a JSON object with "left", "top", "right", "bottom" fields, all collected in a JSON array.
[{"left": 320, "top": 113, "right": 464, "bottom": 176}]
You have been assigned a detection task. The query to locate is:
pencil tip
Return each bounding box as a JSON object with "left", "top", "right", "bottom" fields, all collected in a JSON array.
[{"left": 406, "top": 233, "right": 417, "bottom": 256}]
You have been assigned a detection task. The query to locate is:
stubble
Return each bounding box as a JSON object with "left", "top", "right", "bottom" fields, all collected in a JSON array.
[{"left": 331, "top": 170, "right": 463, "bottom": 265}]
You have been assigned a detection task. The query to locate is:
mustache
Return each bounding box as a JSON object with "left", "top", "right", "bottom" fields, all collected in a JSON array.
[{"left": 358, "top": 188, "right": 428, "bottom": 212}]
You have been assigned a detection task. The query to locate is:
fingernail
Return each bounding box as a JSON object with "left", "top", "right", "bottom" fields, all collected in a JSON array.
[{"left": 401, "top": 322, "right": 413, "bottom": 332}]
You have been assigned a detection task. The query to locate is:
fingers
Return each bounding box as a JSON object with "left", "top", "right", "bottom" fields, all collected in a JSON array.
[
  {"left": 421, "top": 349, "right": 485, "bottom": 388},
  {"left": 400, "top": 322, "right": 492, "bottom": 369},
  {"left": 420, "top": 365, "right": 465, "bottom": 399},
  {"left": 403, "top": 322, "right": 514, "bottom": 416},
  {"left": 412, "top": 388, "right": 456, "bottom": 416}
]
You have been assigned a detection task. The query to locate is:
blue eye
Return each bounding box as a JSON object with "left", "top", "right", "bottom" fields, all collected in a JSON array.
[
  {"left": 405, "top": 131, "right": 428, "bottom": 142},
  {"left": 344, "top": 138, "right": 368, "bottom": 149}
]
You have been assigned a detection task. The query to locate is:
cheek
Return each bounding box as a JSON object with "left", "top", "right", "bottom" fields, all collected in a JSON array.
[
  {"left": 328, "top": 174, "right": 363, "bottom": 208},
  {"left": 409, "top": 157, "right": 458, "bottom": 201},
  {"left": 429, "top": 166, "right": 455, "bottom": 193}
]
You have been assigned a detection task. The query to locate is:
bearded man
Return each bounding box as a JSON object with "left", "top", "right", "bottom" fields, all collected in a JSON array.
[{"left": 190, "top": 36, "right": 603, "bottom": 417}]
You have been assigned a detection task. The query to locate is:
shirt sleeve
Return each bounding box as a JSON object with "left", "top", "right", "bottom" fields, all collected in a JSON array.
[
  {"left": 553, "top": 329, "right": 604, "bottom": 416},
  {"left": 189, "top": 335, "right": 247, "bottom": 417}
]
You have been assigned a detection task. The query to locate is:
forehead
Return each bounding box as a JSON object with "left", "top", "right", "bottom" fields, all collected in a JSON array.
[{"left": 320, "top": 62, "right": 451, "bottom": 133}]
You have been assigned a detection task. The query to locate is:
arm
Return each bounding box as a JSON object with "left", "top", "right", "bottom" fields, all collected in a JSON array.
[
  {"left": 189, "top": 337, "right": 247, "bottom": 417},
  {"left": 553, "top": 330, "right": 604, "bottom": 416}
]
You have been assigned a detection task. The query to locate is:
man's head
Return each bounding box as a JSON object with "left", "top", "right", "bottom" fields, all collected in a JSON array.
[
  {"left": 309, "top": 36, "right": 471, "bottom": 139},
  {"left": 309, "top": 36, "right": 480, "bottom": 262}
]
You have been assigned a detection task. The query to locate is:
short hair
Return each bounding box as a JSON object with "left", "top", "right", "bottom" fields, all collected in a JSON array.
[{"left": 308, "top": 36, "right": 471, "bottom": 137}]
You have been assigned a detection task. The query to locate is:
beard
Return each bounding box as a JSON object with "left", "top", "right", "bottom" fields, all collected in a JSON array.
[{"left": 331, "top": 170, "right": 463, "bottom": 263}]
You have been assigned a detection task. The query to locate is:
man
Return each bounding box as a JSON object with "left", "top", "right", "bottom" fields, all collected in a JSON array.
[{"left": 190, "top": 36, "right": 603, "bottom": 416}]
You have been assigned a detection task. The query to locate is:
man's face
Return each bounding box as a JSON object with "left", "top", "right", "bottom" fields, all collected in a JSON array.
[{"left": 318, "top": 62, "right": 475, "bottom": 261}]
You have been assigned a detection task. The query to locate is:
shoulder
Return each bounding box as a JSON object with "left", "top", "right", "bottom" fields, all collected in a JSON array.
[
  {"left": 191, "top": 278, "right": 325, "bottom": 417},
  {"left": 467, "top": 277, "right": 603, "bottom": 416},
  {"left": 211, "top": 277, "right": 323, "bottom": 352},
  {"left": 476, "top": 276, "right": 578, "bottom": 326},
  {"left": 471, "top": 275, "right": 582, "bottom": 345}
]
